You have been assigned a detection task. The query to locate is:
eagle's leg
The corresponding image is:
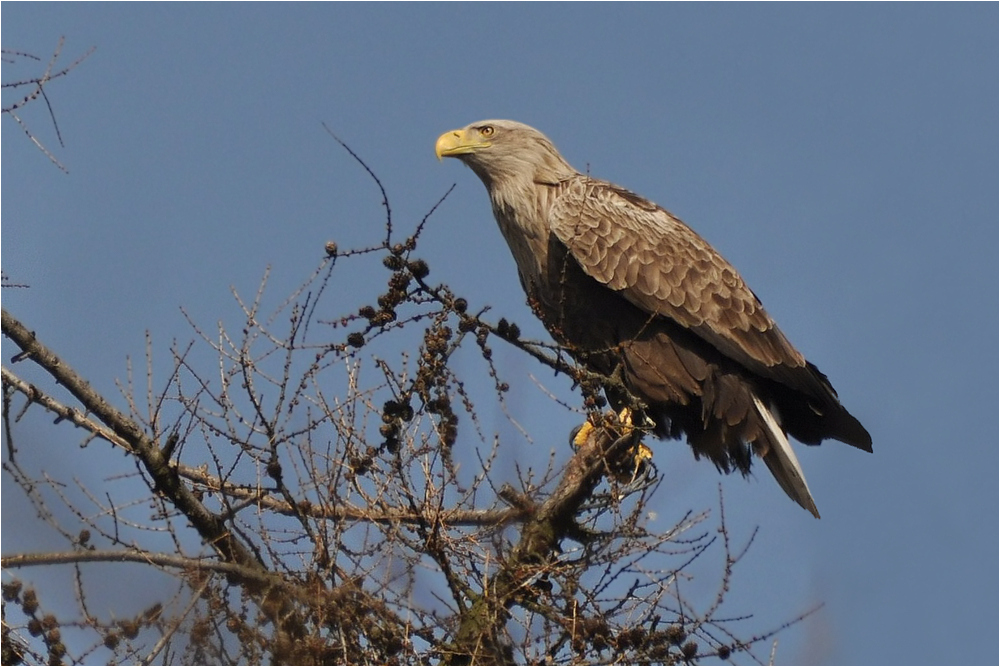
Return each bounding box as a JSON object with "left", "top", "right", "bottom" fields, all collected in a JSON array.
[{"left": 572, "top": 408, "right": 654, "bottom": 485}]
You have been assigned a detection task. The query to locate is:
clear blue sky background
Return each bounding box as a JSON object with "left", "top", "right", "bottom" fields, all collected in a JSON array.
[{"left": 2, "top": 4, "right": 996, "bottom": 665}]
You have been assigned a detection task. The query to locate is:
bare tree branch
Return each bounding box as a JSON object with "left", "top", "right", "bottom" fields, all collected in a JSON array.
[{"left": 2, "top": 37, "right": 94, "bottom": 172}]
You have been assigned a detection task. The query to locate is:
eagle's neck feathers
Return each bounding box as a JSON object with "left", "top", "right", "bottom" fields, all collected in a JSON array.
[
  {"left": 458, "top": 142, "right": 573, "bottom": 296},
  {"left": 487, "top": 178, "right": 553, "bottom": 293}
]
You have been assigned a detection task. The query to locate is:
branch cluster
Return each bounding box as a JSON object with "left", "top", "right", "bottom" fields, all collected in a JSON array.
[{"left": 2, "top": 38, "right": 94, "bottom": 171}]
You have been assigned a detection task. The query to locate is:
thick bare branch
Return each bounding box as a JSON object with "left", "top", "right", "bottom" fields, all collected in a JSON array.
[
  {"left": 2, "top": 308, "right": 263, "bottom": 574},
  {"left": 444, "top": 419, "right": 643, "bottom": 664}
]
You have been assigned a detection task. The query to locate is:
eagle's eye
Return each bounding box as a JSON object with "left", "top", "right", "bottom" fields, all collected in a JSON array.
[{"left": 479, "top": 126, "right": 495, "bottom": 138}]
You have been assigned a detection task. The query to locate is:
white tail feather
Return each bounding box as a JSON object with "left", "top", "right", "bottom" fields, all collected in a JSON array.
[{"left": 752, "top": 395, "right": 820, "bottom": 519}]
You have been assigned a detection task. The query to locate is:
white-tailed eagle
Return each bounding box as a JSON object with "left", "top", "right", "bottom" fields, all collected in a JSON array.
[{"left": 436, "top": 120, "right": 871, "bottom": 518}]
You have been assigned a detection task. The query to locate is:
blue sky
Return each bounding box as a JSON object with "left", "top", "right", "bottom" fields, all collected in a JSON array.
[{"left": 2, "top": 4, "right": 996, "bottom": 664}]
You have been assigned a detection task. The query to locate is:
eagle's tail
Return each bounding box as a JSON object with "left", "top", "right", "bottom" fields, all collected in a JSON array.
[{"left": 752, "top": 395, "right": 820, "bottom": 519}]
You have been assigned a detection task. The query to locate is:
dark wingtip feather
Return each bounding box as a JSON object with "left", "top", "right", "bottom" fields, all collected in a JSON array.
[{"left": 831, "top": 409, "right": 873, "bottom": 453}]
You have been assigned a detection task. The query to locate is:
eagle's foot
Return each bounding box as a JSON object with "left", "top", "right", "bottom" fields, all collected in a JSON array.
[{"left": 572, "top": 408, "right": 655, "bottom": 487}]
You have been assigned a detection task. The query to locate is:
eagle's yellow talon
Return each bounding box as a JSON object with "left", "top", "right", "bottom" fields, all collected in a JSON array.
[
  {"left": 628, "top": 443, "right": 654, "bottom": 483},
  {"left": 616, "top": 407, "right": 633, "bottom": 432},
  {"left": 572, "top": 420, "right": 595, "bottom": 448},
  {"left": 572, "top": 408, "right": 655, "bottom": 485}
]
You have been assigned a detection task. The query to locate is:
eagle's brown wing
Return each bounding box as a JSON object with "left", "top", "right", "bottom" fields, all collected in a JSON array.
[
  {"left": 547, "top": 176, "right": 823, "bottom": 390},
  {"left": 548, "top": 174, "right": 872, "bottom": 456}
]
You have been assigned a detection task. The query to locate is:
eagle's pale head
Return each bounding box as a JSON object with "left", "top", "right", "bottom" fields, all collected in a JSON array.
[{"left": 435, "top": 120, "right": 576, "bottom": 188}]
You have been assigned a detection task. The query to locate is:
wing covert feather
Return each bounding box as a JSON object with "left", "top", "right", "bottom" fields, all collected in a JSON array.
[{"left": 548, "top": 177, "right": 806, "bottom": 376}]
